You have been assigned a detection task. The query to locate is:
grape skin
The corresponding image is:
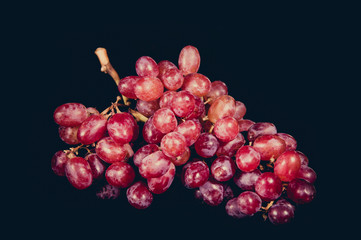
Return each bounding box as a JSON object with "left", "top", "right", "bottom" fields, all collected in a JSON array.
[
  {"left": 53, "top": 103, "right": 88, "bottom": 127},
  {"left": 65, "top": 157, "right": 93, "bottom": 190},
  {"left": 126, "top": 181, "right": 153, "bottom": 209},
  {"left": 194, "top": 133, "right": 220, "bottom": 158},
  {"left": 178, "top": 45, "right": 200, "bottom": 75}
]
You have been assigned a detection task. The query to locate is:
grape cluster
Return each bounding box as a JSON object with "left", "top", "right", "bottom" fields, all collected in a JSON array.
[{"left": 51, "top": 45, "right": 317, "bottom": 224}]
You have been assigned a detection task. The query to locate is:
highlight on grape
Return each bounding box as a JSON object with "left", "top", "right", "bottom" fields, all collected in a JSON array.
[{"left": 51, "top": 45, "right": 317, "bottom": 225}]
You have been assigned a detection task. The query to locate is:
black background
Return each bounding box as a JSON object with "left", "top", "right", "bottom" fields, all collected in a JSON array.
[{"left": 21, "top": 8, "right": 353, "bottom": 239}]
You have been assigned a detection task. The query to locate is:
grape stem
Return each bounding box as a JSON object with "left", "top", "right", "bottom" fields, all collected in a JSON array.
[
  {"left": 95, "top": 47, "right": 121, "bottom": 85},
  {"left": 129, "top": 109, "right": 148, "bottom": 122}
]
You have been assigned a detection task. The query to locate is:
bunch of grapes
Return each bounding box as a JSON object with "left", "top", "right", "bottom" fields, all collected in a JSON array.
[{"left": 51, "top": 45, "right": 317, "bottom": 225}]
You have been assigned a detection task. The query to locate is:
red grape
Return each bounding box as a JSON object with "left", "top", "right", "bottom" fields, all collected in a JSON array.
[
  {"left": 53, "top": 103, "right": 88, "bottom": 127},
  {"left": 274, "top": 150, "right": 301, "bottom": 182},
  {"left": 133, "top": 144, "right": 159, "bottom": 167},
  {"left": 182, "top": 160, "right": 209, "bottom": 189},
  {"left": 185, "top": 95, "right": 205, "bottom": 120},
  {"left": 126, "top": 181, "right": 153, "bottom": 209},
  {"left": 86, "top": 107, "right": 99, "bottom": 117},
  {"left": 159, "top": 90, "right": 177, "bottom": 109},
  {"left": 160, "top": 132, "right": 187, "bottom": 158},
  {"left": 210, "top": 156, "right": 236, "bottom": 182},
  {"left": 296, "top": 165, "right": 317, "bottom": 184},
  {"left": 85, "top": 153, "right": 105, "bottom": 180},
  {"left": 138, "top": 151, "right": 171, "bottom": 178},
  {"left": 160, "top": 68, "right": 184, "bottom": 90},
  {"left": 287, "top": 179, "right": 316, "bottom": 204},
  {"left": 77, "top": 114, "right": 107, "bottom": 145},
  {"left": 247, "top": 122, "right": 277, "bottom": 142},
  {"left": 135, "top": 56, "right": 159, "bottom": 77},
  {"left": 105, "top": 162, "right": 135, "bottom": 188},
  {"left": 213, "top": 117, "right": 239, "bottom": 142},
  {"left": 178, "top": 45, "right": 200, "bottom": 75},
  {"left": 216, "top": 133, "right": 245, "bottom": 157},
  {"left": 208, "top": 95, "right": 236, "bottom": 124},
  {"left": 225, "top": 198, "right": 247, "bottom": 219},
  {"left": 171, "top": 90, "right": 196, "bottom": 118},
  {"left": 134, "top": 76, "right": 164, "bottom": 101},
  {"left": 95, "top": 137, "right": 128, "bottom": 163},
  {"left": 96, "top": 184, "right": 120, "bottom": 200},
  {"left": 296, "top": 151, "right": 309, "bottom": 166},
  {"left": 175, "top": 119, "right": 202, "bottom": 146},
  {"left": 255, "top": 172, "right": 282, "bottom": 201},
  {"left": 58, "top": 126, "right": 80, "bottom": 145},
  {"left": 238, "top": 119, "right": 255, "bottom": 132},
  {"left": 233, "top": 101, "right": 246, "bottom": 120},
  {"left": 51, "top": 150, "right": 69, "bottom": 176},
  {"left": 147, "top": 162, "right": 176, "bottom": 194},
  {"left": 252, "top": 135, "right": 286, "bottom": 161},
  {"left": 235, "top": 145, "right": 261, "bottom": 172},
  {"left": 107, "top": 113, "right": 136, "bottom": 144},
  {"left": 182, "top": 73, "right": 211, "bottom": 97},
  {"left": 206, "top": 80, "right": 228, "bottom": 104},
  {"left": 171, "top": 146, "right": 191, "bottom": 166},
  {"left": 268, "top": 203, "right": 294, "bottom": 225},
  {"left": 136, "top": 99, "right": 160, "bottom": 117},
  {"left": 118, "top": 76, "right": 140, "bottom": 99},
  {"left": 233, "top": 169, "right": 261, "bottom": 191},
  {"left": 158, "top": 60, "right": 177, "bottom": 78},
  {"left": 152, "top": 108, "right": 177, "bottom": 134},
  {"left": 65, "top": 157, "right": 93, "bottom": 190},
  {"left": 142, "top": 116, "right": 165, "bottom": 144},
  {"left": 237, "top": 191, "right": 262, "bottom": 215},
  {"left": 199, "top": 180, "right": 224, "bottom": 206},
  {"left": 275, "top": 133, "right": 297, "bottom": 151},
  {"left": 194, "top": 133, "right": 220, "bottom": 158}
]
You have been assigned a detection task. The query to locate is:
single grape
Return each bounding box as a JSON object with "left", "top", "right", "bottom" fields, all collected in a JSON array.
[
  {"left": 178, "top": 45, "right": 200, "bottom": 75},
  {"left": 134, "top": 76, "right": 164, "bottom": 101},
  {"left": 126, "top": 181, "right": 153, "bottom": 209},
  {"left": 86, "top": 107, "right": 100, "bottom": 117},
  {"left": 296, "top": 151, "right": 309, "bottom": 166},
  {"left": 185, "top": 95, "right": 205, "bottom": 119},
  {"left": 142, "top": 116, "right": 165, "bottom": 144},
  {"left": 274, "top": 150, "right": 301, "bottom": 182},
  {"left": 287, "top": 179, "right": 316, "bottom": 204},
  {"left": 158, "top": 60, "right": 178, "bottom": 78},
  {"left": 77, "top": 114, "right": 107, "bottom": 145},
  {"left": 51, "top": 150, "right": 69, "bottom": 176},
  {"left": 161, "top": 132, "right": 187, "bottom": 158},
  {"left": 95, "top": 137, "right": 128, "bottom": 163},
  {"left": 247, "top": 122, "right": 277, "bottom": 142},
  {"left": 171, "top": 90, "right": 196, "bottom": 118},
  {"left": 58, "top": 126, "right": 80, "bottom": 145},
  {"left": 296, "top": 165, "right": 317, "bottom": 184},
  {"left": 147, "top": 162, "right": 176, "bottom": 194},
  {"left": 170, "top": 146, "right": 190, "bottom": 166},
  {"left": 65, "top": 157, "right": 93, "bottom": 190},
  {"left": 96, "top": 184, "right": 120, "bottom": 200},
  {"left": 208, "top": 95, "right": 236, "bottom": 124},
  {"left": 182, "top": 73, "right": 211, "bottom": 97},
  {"left": 159, "top": 90, "right": 177, "bottom": 109},
  {"left": 268, "top": 203, "right": 294, "bottom": 225},
  {"left": 136, "top": 99, "right": 160, "bottom": 117},
  {"left": 53, "top": 103, "right": 88, "bottom": 127},
  {"left": 182, "top": 160, "right": 209, "bottom": 189},
  {"left": 275, "top": 133, "right": 297, "bottom": 151},
  {"left": 213, "top": 117, "right": 239, "bottom": 142},
  {"left": 235, "top": 145, "right": 261, "bottom": 172},
  {"left": 210, "top": 156, "right": 236, "bottom": 182},
  {"left": 225, "top": 198, "right": 248, "bottom": 219},
  {"left": 255, "top": 172, "right": 282, "bottom": 201},
  {"left": 233, "top": 101, "right": 246, "bottom": 120},
  {"left": 118, "top": 76, "right": 140, "bottom": 99},
  {"left": 238, "top": 119, "right": 255, "bottom": 132},
  {"left": 274, "top": 198, "right": 296, "bottom": 212},
  {"left": 199, "top": 180, "right": 224, "bottom": 206},
  {"left": 206, "top": 80, "right": 228, "bottom": 104},
  {"left": 138, "top": 151, "right": 171, "bottom": 178},
  {"left": 107, "top": 113, "right": 136, "bottom": 144},
  {"left": 160, "top": 68, "right": 184, "bottom": 90},
  {"left": 105, "top": 162, "right": 135, "bottom": 188},
  {"left": 216, "top": 133, "right": 245, "bottom": 157},
  {"left": 194, "top": 133, "right": 220, "bottom": 158},
  {"left": 135, "top": 56, "right": 159, "bottom": 77},
  {"left": 175, "top": 119, "right": 202, "bottom": 146},
  {"left": 152, "top": 108, "right": 178, "bottom": 134},
  {"left": 133, "top": 144, "right": 159, "bottom": 167},
  {"left": 85, "top": 153, "right": 106, "bottom": 180},
  {"left": 233, "top": 169, "right": 261, "bottom": 191},
  {"left": 237, "top": 191, "right": 262, "bottom": 215},
  {"left": 252, "top": 135, "right": 286, "bottom": 161}
]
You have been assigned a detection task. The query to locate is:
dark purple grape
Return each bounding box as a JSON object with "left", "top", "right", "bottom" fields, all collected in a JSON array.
[{"left": 287, "top": 179, "right": 316, "bottom": 204}]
